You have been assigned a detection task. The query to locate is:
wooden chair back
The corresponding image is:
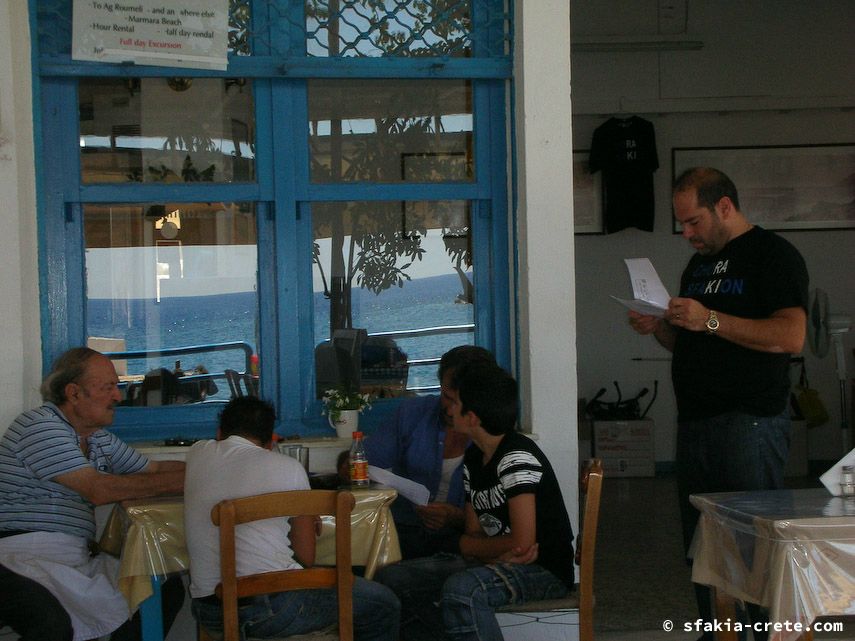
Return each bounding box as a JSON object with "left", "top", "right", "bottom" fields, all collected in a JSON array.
[
  {"left": 495, "top": 457, "right": 604, "bottom": 641},
  {"left": 576, "top": 458, "right": 604, "bottom": 641},
  {"left": 211, "top": 490, "right": 355, "bottom": 641}
]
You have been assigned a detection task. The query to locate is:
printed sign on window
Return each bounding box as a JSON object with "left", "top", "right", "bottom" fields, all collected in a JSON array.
[{"left": 72, "top": 0, "right": 229, "bottom": 71}]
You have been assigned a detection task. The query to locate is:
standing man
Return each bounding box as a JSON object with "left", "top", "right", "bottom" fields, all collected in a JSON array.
[
  {"left": 365, "top": 345, "right": 496, "bottom": 558},
  {"left": 185, "top": 396, "right": 400, "bottom": 641},
  {"left": 629, "top": 167, "right": 809, "bottom": 639},
  {"left": 0, "top": 347, "right": 186, "bottom": 641}
]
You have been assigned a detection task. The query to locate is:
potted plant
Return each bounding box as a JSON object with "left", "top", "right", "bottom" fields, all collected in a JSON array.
[{"left": 322, "top": 388, "right": 373, "bottom": 438}]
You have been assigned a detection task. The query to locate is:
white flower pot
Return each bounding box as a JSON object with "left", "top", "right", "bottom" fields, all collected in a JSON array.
[{"left": 329, "top": 409, "right": 359, "bottom": 439}]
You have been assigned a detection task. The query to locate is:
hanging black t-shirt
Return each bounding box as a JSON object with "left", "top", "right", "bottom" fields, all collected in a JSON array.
[
  {"left": 671, "top": 226, "right": 809, "bottom": 421},
  {"left": 463, "top": 431, "right": 575, "bottom": 587},
  {"left": 589, "top": 116, "right": 659, "bottom": 233}
]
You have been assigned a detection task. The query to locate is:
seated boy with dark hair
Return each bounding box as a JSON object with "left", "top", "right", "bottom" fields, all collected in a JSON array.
[
  {"left": 438, "top": 361, "right": 575, "bottom": 640},
  {"left": 375, "top": 362, "right": 575, "bottom": 641}
]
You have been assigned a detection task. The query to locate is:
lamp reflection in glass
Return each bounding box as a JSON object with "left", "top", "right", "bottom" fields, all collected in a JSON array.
[{"left": 155, "top": 208, "right": 182, "bottom": 239}]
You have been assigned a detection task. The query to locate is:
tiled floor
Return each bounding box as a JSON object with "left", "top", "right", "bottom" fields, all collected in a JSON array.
[
  {"left": 594, "top": 474, "right": 696, "bottom": 635},
  {"left": 594, "top": 474, "right": 853, "bottom": 641}
]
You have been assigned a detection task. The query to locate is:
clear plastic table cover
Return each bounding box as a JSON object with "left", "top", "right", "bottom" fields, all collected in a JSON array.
[
  {"left": 99, "top": 488, "right": 401, "bottom": 613},
  {"left": 690, "top": 488, "right": 855, "bottom": 641}
]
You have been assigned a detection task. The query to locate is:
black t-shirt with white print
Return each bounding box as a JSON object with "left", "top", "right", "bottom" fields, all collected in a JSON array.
[{"left": 463, "top": 431, "right": 575, "bottom": 587}]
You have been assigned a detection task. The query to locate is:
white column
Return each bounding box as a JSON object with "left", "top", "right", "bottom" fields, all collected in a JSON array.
[
  {"left": 0, "top": 2, "right": 40, "bottom": 434},
  {"left": 513, "top": 2, "right": 579, "bottom": 527}
]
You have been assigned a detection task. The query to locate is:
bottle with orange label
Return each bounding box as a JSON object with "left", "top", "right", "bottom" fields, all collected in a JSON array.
[{"left": 349, "top": 431, "right": 369, "bottom": 487}]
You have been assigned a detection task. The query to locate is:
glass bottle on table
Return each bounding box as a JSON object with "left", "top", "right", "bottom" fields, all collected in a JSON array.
[{"left": 349, "top": 431, "right": 369, "bottom": 488}]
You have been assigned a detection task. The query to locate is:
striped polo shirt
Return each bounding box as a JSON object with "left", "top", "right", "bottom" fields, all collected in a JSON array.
[{"left": 0, "top": 403, "right": 149, "bottom": 539}]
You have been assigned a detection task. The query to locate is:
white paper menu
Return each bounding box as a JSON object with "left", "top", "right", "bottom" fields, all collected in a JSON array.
[
  {"left": 611, "top": 258, "right": 671, "bottom": 318},
  {"left": 368, "top": 465, "right": 430, "bottom": 506}
]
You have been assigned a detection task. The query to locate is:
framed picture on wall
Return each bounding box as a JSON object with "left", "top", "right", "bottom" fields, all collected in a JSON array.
[
  {"left": 573, "top": 150, "right": 603, "bottom": 234},
  {"left": 672, "top": 144, "right": 855, "bottom": 232}
]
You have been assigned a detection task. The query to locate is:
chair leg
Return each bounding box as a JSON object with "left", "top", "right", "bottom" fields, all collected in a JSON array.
[
  {"left": 198, "top": 622, "right": 215, "bottom": 641},
  {"left": 580, "top": 615, "right": 594, "bottom": 641},
  {"left": 712, "top": 589, "right": 739, "bottom": 641}
]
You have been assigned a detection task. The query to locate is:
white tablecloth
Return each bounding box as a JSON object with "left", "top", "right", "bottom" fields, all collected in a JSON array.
[{"left": 691, "top": 488, "right": 855, "bottom": 641}]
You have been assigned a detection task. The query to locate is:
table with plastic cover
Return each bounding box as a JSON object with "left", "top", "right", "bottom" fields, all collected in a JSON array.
[
  {"left": 690, "top": 488, "right": 855, "bottom": 641},
  {"left": 99, "top": 487, "right": 401, "bottom": 641}
]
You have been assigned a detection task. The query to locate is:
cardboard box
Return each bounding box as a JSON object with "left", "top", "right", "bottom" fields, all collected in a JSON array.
[
  {"left": 594, "top": 420, "right": 655, "bottom": 477},
  {"left": 600, "top": 456, "right": 656, "bottom": 478}
]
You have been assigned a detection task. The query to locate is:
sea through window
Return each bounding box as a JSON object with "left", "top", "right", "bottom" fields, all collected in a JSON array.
[
  {"left": 84, "top": 202, "right": 259, "bottom": 407},
  {"left": 312, "top": 200, "right": 474, "bottom": 397}
]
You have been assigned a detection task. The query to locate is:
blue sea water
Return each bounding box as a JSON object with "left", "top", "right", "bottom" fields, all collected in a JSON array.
[{"left": 87, "top": 272, "right": 473, "bottom": 397}]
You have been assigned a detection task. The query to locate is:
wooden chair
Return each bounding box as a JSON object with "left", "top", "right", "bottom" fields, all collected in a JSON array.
[
  {"left": 495, "top": 458, "right": 604, "bottom": 641},
  {"left": 199, "top": 490, "right": 356, "bottom": 641}
]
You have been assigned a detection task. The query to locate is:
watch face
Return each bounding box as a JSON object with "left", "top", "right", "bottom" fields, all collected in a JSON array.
[{"left": 706, "top": 314, "right": 720, "bottom": 331}]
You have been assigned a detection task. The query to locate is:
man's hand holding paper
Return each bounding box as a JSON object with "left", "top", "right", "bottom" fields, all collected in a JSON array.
[
  {"left": 612, "top": 258, "right": 671, "bottom": 318},
  {"left": 414, "top": 502, "right": 463, "bottom": 530}
]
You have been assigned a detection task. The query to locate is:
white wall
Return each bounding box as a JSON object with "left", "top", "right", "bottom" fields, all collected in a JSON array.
[
  {"left": 515, "top": 1, "right": 580, "bottom": 530},
  {"left": 0, "top": 1, "right": 40, "bottom": 432},
  {"left": 571, "top": 1, "right": 855, "bottom": 463}
]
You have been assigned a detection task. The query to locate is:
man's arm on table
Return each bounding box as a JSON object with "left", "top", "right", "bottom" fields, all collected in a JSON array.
[
  {"left": 53, "top": 461, "right": 185, "bottom": 505},
  {"left": 458, "top": 494, "right": 538, "bottom": 564}
]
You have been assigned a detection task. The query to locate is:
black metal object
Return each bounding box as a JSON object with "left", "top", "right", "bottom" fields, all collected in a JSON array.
[{"left": 586, "top": 380, "right": 658, "bottom": 421}]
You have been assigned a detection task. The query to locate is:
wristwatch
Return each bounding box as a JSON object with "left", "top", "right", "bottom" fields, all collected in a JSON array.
[{"left": 705, "top": 310, "right": 720, "bottom": 334}]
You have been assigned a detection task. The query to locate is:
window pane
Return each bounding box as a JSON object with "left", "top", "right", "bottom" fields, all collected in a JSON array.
[
  {"left": 306, "top": 0, "right": 473, "bottom": 57},
  {"left": 79, "top": 78, "right": 255, "bottom": 184},
  {"left": 308, "top": 79, "right": 473, "bottom": 183},
  {"left": 84, "top": 202, "right": 259, "bottom": 406},
  {"left": 312, "top": 200, "right": 474, "bottom": 398}
]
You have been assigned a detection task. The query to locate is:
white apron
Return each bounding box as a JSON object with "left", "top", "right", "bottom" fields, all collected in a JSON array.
[{"left": 0, "top": 531, "right": 131, "bottom": 641}]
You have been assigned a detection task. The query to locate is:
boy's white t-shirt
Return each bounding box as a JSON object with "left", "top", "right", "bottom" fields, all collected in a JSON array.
[{"left": 184, "top": 435, "right": 310, "bottom": 597}]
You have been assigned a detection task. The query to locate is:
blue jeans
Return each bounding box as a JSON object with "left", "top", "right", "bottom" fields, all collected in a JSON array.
[
  {"left": 375, "top": 554, "right": 569, "bottom": 641},
  {"left": 375, "top": 552, "right": 473, "bottom": 641},
  {"left": 191, "top": 577, "right": 400, "bottom": 641},
  {"left": 441, "top": 563, "right": 570, "bottom": 641},
  {"left": 677, "top": 410, "right": 790, "bottom": 641},
  {"left": 676, "top": 411, "right": 790, "bottom": 554}
]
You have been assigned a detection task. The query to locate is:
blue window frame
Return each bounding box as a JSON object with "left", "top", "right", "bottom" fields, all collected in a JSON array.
[{"left": 30, "top": 0, "right": 513, "bottom": 441}]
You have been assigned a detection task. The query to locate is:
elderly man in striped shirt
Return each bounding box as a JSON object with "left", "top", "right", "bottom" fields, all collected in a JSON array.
[{"left": 0, "top": 347, "right": 185, "bottom": 641}]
